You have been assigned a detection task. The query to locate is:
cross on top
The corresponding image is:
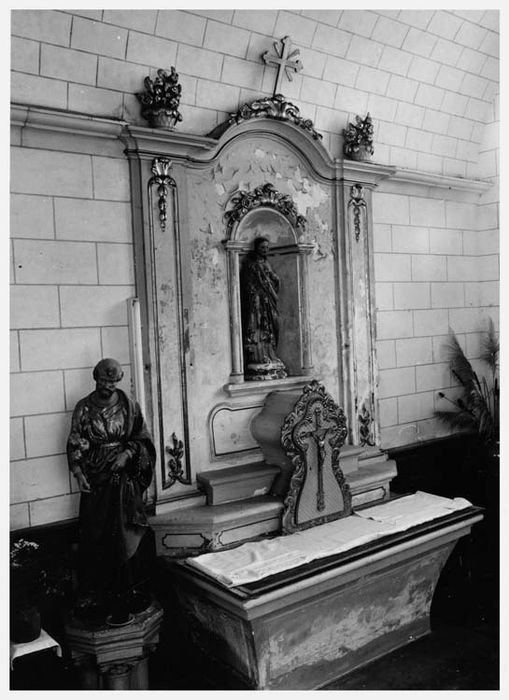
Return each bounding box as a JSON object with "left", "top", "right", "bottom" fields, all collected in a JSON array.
[{"left": 262, "top": 36, "right": 303, "bottom": 96}]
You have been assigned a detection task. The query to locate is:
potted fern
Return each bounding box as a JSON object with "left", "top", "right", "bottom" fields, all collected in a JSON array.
[{"left": 436, "top": 318, "right": 499, "bottom": 502}]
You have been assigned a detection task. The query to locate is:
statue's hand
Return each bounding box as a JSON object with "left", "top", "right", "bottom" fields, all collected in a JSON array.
[
  {"left": 76, "top": 472, "right": 91, "bottom": 493},
  {"left": 111, "top": 450, "right": 129, "bottom": 473}
]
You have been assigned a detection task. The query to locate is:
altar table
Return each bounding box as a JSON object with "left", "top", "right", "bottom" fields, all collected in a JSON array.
[{"left": 170, "top": 493, "right": 483, "bottom": 689}]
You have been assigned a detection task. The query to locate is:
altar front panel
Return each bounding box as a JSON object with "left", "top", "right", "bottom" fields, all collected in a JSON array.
[{"left": 170, "top": 506, "right": 482, "bottom": 689}]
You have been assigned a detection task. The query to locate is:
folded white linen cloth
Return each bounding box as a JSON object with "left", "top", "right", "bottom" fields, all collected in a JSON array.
[{"left": 186, "top": 491, "right": 472, "bottom": 588}]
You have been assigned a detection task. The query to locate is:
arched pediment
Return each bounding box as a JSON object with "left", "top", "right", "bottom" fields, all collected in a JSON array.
[{"left": 207, "top": 95, "right": 335, "bottom": 181}]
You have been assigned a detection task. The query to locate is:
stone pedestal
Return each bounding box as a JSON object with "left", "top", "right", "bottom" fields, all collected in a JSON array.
[{"left": 65, "top": 600, "right": 163, "bottom": 690}]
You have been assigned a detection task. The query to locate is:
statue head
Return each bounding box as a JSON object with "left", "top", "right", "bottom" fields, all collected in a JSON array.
[
  {"left": 93, "top": 358, "right": 124, "bottom": 399},
  {"left": 254, "top": 236, "right": 270, "bottom": 259}
]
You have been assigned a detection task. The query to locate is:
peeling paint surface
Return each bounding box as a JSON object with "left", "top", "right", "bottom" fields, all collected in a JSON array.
[
  {"left": 171, "top": 534, "right": 462, "bottom": 689},
  {"left": 177, "top": 135, "right": 339, "bottom": 472},
  {"left": 265, "top": 550, "right": 444, "bottom": 679}
]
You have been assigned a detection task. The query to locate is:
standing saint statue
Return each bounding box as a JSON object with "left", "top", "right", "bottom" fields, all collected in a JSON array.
[
  {"left": 67, "top": 358, "right": 156, "bottom": 624},
  {"left": 240, "top": 236, "right": 287, "bottom": 380}
]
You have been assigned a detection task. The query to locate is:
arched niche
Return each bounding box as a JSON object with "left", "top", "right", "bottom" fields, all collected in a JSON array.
[{"left": 222, "top": 183, "right": 314, "bottom": 386}]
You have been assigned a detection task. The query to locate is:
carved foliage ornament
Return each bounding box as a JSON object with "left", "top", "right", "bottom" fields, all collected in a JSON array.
[
  {"left": 281, "top": 380, "right": 352, "bottom": 534},
  {"left": 165, "top": 432, "right": 186, "bottom": 488},
  {"left": 149, "top": 158, "right": 176, "bottom": 232},
  {"left": 227, "top": 94, "right": 323, "bottom": 141},
  {"left": 348, "top": 184, "right": 367, "bottom": 242},
  {"left": 358, "top": 401, "right": 375, "bottom": 447},
  {"left": 224, "top": 182, "right": 306, "bottom": 235},
  {"left": 137, "top": 67, "right": 183, "bottom": 130}
]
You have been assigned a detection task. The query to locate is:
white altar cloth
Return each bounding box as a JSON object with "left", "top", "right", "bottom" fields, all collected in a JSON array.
[{"left": 186, "top": 492, "right": 472, "bottom": 588}]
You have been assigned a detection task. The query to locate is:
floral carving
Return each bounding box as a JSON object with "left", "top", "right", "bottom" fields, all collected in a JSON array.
[
  {"left": 149, "top": 158, "right": 175, "bottom": 232},
  {"left": 224, "top": 182, "right": 306, "bottom": 236},
  {"left": 358, "top": 401, "right": 375, "bottom": 447},
  {"left": 348, "top": 184, "right": 367, "bottom": 242},
  {"left": 165, "top": 432, "right": 186, "bottom": 488},
  {"left": 226, "top": 94, "right": 323, "bottom": 140},
  {"left": 137, "top": 67, "right": 183, "bottom": 130},
  {"left": 343, "top": 112, "right": 374, "bottom": 160}
]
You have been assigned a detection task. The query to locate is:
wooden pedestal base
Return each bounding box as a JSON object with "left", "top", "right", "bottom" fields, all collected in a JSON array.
[
  {"left": 169, "top": 508, "right": 482, "bottom": 689},
  {"left": 65, "top": 600, "right": 163, "bottom": 690}
]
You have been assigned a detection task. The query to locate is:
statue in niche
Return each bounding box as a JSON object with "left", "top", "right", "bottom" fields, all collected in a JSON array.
[
  {"left": 240, "top": 236, "right": 287, "bottom": 381},
  {"left": 67, "top": 358, "right": 156, "bottom": 625}
]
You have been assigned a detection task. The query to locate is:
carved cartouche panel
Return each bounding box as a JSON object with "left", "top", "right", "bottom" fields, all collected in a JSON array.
[{"left": 281, "top": 380, "right": 352, "bottom": 533}]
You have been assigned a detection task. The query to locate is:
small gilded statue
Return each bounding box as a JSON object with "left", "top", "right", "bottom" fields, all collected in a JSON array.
[
  {"left": 67, "top": 358, "right": 156, "bottom": 624},
  {"left": 240, "top": 237, "right": 287, "bottom": 381}
]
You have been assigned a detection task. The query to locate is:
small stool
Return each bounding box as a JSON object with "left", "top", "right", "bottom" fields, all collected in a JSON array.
[{"left": 10, "top": 628, "right": 62, "bottom": 670}]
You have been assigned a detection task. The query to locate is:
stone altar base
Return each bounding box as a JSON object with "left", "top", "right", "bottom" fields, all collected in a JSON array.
[
  {"left": 169, "top": 507, "right": 482, "bottom": 690},
  {"left": 65, "top": 600, "right": 163, "bottom": 690}
]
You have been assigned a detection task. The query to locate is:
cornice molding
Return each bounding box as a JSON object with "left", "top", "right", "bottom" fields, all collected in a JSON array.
[
  {"left": 11, "top": 103, "right": 493, "bottom": 195},
  {"left": 336, "top": 158, "right": 396, "bottom": 188},
  {"left": 11, "top": 103, "right": 125, "bottom": 139},
  {"left": 390, "top": 167, "right": 492, "bottom": 193},
  {"left": 120, "top": 124, "right": 217, "bottom": 160}
]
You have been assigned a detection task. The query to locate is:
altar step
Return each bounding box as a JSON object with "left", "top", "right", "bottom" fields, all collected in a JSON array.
[
  {"left": 196, "top": 462, "right": 279, "bottom": 505},
  {"left": 150, "top": 494, "right": 284, "bottom": 556},
  {"left": 150, "top": 450, "right": 397, "bottom": 556}
]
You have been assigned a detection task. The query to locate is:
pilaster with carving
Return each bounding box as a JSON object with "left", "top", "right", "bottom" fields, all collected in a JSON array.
[{"left": 336, "top": 161, "right": 394, "bottom": 447}]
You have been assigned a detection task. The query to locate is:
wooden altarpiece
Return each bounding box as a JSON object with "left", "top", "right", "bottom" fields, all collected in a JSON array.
[{"left": 121, "top": 95, "right": 396, "bottom": 537}]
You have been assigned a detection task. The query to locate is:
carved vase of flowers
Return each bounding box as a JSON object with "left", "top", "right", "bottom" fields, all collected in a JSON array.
[
  {"left": 137, "top": 67, "right": 183, "bottom": 130},
  {"left": 343, "top": 113, "right": 375, "bottom": 162},
  {"left": 10, "top": 539, "right": 42, "bottom": 643}
]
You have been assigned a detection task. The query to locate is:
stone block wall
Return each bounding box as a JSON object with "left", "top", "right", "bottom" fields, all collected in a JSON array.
[
  {"left": 11, "top": 9, "right": 498, "bottom": 173},
  {"left": 10, "top": 9, "right": 499, "bottom": 526},
  {"left": 10, "top": 128, "right": 135, "bottom": 529},
  {"left": 373, "top": 91, "right": 499, "bottom": 449}
]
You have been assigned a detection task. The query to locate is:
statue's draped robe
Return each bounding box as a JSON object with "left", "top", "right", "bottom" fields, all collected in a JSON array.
[
  {"left": 67, "top": 390, "right": 155, "bottom": 596},
  {"left": 240, "top": 254, "right": 281, "bottom": 365}
]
